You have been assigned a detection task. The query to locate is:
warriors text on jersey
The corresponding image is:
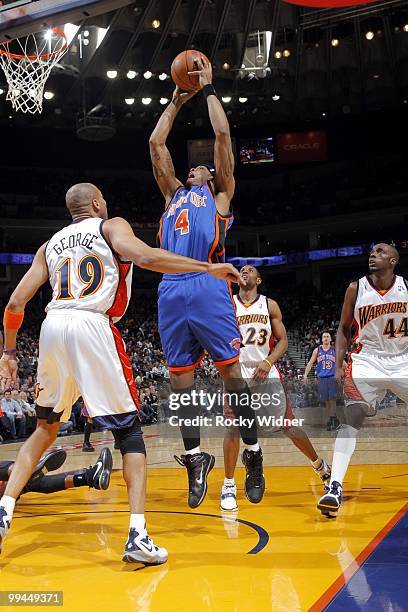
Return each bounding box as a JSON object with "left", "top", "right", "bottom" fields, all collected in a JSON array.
[
  {"left": 157, "top": 183, "right": 233, "bottom": 275},
  {"left": 234, "top": 294, "right": 273, "bottom": 367},
  {"left": 45, "top": 217, "right": 132, "bottom": 323},
  {"left": 316, "top": 346, "right": 336, "bottom": 378},
  {"left": 354, "top": 275, "right": 408, "bottom": 357}
]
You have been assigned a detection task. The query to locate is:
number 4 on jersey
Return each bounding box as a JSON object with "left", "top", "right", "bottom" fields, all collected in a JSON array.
[{"left": 175, "top": 209, "right": 190, "bottom": 235}]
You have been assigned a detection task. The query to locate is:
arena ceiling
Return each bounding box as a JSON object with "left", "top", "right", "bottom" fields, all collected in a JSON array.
[{"left": 1, "top": 0, "right": 408, "bottom": 128}]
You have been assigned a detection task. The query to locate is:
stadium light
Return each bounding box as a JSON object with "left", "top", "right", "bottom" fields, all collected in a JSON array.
[
  {"left": 365, "top": 30, "right": 374, "bottom": 40},
  {"left": 152, "top": 19, "right": 160, "bottom": 29},
  {"left": 274, "top": 51, "right": 282, "bottom": 59},
  {"left": 272, "top": 94, "right": 280, "bottom": 101},
  {"left": 158, "top": 72, "right": 168, "bottom": 81},
  {"left": 125, "top": 98, "right": 135, "bottom": 105},
  {"left": 283, "top": 49, "right": 291, "bottom": 57},
  {"left": 127, "top": 70, "right": 137, "bottom": 79},
  {"left": 222, "top": 96, "right": 232, "bottom": 103},
  {"left": 160, "top": 97, "right": 169, "bottom": 105},
  {"left": 106, "top": 70, "right": 118, "bottom": 79},
  {"left": 142, "top": 97, "right": 152, "bottom": 105},
  {"left": 403, "top": 24, "right": 408, "bottom": 32},
  {"left": 143, "top": 71, "right": 152, "bottom": 79},
  {"left": 331, "top": 38, "right": 339, "bottom": 47},
  {"left": 44, "top": 91, "right": 55, "bottom": 100},
  {"left": 239, "top": 97, "right": 248, "bottom": 103}
]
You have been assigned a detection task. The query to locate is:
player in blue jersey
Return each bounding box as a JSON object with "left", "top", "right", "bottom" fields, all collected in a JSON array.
[
  {"left": 304, "top": 332, "right": 340, "bottom": 431},
  {"left": 150, "top": 57, "right": 265, "bottom": 508}
]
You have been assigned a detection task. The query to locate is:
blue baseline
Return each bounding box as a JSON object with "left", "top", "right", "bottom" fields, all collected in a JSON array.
[{"left": 324, "top": 510, "right": 408, "bottom": 611}]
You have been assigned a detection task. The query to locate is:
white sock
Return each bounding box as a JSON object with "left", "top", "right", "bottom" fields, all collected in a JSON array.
[
  {"left": 311, "top": 457, "right": 323, "bottom": 469},
  {"left": 245, "top": 443, "right": 260, "bottom": 452},
  {"left": 0, "top": 495, "right": 16, "bottom": 517},
  {"left": 330, "top": 425, "right": 358, "bottom": 486},
  {"left": 185, "top": 446, "right": 200, "bottom": 455},
  {"left": 130, "top": 513, "right": 146, "bottom": 533},
  {"left": 224, "top": 477, "right": 235, "bottom": 487}
]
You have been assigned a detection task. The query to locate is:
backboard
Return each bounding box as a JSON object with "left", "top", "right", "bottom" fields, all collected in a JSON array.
[{"left": 0, "top": 0, "right": 135, "bottom": 43}]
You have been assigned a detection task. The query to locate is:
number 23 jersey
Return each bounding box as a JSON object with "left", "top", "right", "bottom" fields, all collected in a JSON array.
[
  {"left": 234, "top": 294, "right": 272, "bottom": 366},
  {"left": 45, "top": 217, "right": 132, "bottom": 322}
]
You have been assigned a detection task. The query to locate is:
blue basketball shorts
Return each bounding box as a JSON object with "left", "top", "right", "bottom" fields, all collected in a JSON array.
[
  {"left": 158, "top": 272, "right": 241, "bottom": 372},
  {"left": 318, "top": 376, "right": 338, "bottom": 402}
]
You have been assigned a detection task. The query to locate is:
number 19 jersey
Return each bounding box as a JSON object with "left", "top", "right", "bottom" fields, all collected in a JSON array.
[{"left": 45, "top": 217, "right": 132, "bottom": 323}]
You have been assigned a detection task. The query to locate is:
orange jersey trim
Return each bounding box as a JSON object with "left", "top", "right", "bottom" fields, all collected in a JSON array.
[
  {"left": 109, "top": 320, "right": 140, "bottom": 412},
  {"left": 213, "top": 355, "right": 240, "bottom": 367}
]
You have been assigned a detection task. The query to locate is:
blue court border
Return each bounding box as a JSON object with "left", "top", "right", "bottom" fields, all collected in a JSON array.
[{"left": 310, "top": 503, "right": 408, "bottom": 611}]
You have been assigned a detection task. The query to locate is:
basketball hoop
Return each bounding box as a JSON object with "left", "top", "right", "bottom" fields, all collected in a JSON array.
[{"left": 0, "top": 27, "right": 68, "bottom": 114}]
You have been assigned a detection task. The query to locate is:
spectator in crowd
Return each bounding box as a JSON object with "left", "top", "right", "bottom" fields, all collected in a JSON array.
[
  {"left": 1, "top": 390, "right": 26, "bottom": 439},
  {"left": 16, "top": 391, "right": 36, "bottom": 435}
]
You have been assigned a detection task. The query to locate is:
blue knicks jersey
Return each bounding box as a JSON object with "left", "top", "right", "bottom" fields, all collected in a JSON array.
[
  {"left": 316, "top": 346, "right": 336, "bottom": 378},
  {"left": 157, "top": 183, "right": 233, "bottom": 276}
]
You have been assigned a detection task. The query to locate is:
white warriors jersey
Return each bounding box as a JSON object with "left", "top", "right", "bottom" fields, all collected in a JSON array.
[
  {"left": 234, "top": 294, "right": 273, "bottom": 366},
  {"left": 354, "top": 274, "right": 408, "bottom": 358},
  {"left": 45, "top": 217, "right": 133, "bottom": 323}
]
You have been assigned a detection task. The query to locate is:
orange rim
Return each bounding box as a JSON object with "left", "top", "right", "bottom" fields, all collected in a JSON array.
[{"left": 0, "top": 27, "right": 67, "bottom": 61}]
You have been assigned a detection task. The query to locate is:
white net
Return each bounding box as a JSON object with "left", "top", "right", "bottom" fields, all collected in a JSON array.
[{"left": 0, "top": 28, "right": 68, "bottom": 114}]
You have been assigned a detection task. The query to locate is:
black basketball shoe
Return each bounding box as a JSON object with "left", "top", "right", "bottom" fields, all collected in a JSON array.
[
  {"left": 85, "top": 448, "right": 113, "bottom": 490},
  {"left": 82, "top": 442, "right": 95, "bottom": 453},
  {"left": 242, "top": 448, "right": 265, "bottom": 504},
  {"left": 174, "top": 452, "right": 215, "bottom": 508},
  {"left": 24, "top": 449, "right": 67, "bottom": 491}
]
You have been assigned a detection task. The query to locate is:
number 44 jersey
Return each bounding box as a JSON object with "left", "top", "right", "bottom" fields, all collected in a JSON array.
[
  {"left": 354, "top": 274, "right": 408, "bottom": 358},
  {"left": 45, "top": 217, "right": 132, "bottom": 323}
]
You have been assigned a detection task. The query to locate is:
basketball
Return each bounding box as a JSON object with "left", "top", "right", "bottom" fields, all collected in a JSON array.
[{"left": 171, "top": 49, "right": 209, "bottom": 92}]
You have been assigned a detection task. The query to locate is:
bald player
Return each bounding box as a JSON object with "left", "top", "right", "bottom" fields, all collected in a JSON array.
[
  {"left": 0, "top": 183, "right": 240, "bottom": 562},
  {"left": 318, "top": 243, "right": 408, "bottom": 516}
]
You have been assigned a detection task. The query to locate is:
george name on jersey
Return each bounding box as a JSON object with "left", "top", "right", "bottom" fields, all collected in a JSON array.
[
  {"left": 358, "top": 301, "right": 408, "bottom": 329},
  {"left": 237, "top": 313, "right": 269, "bottom": 326},
  {"left": 51, "top": 232, "right": 99, "bottom": 256}
]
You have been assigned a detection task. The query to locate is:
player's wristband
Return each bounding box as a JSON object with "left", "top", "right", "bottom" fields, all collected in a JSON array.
[
  {"left": 3, "top": 308, "right": 24, "bottom": 331},
  {"left": 263, "top": 357, "right": 273, "bottom": 370},
  {"left": 203, "top": 84, "right": 217, "bottom": 99}
]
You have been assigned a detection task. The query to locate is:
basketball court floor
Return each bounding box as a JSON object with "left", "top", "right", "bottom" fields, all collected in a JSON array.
[{"left": 0, "top": 414, "right": 407, "bottom": 611}]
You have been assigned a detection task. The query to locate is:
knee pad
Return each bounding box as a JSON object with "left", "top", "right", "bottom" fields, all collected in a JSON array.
[{"left": 113, "top": 421, "right": 146, "bottom": 456}]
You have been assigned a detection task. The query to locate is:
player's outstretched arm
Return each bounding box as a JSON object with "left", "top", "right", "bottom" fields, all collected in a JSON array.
[
  {"left": 253, "top": 299, "right": 288, "bottom": 382},
  {"left": 0, "top": 244, "right": 49, "bottom": 387},
  {"left": 335, "top": 282, "right": 357, "bottom": 380},
  {"left": 103, "top": 217, "right": 240, "bottom": 281},
  {"left": 303, "top": 348, "right": 318, "bottom": 382},
  {"left": 149, "top": 87, "right": 196, "bottom": 206},
  {"left": 189, "top": 58, "right": 235, "bottom": 214}
]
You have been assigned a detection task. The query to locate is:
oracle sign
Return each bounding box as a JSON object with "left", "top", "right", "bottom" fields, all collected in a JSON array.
[
  {"left": 277, "top": 131, "right": 328, "bottom": 163},
  {"left": 284, "top": 0, "right": 379, "bottom": 6}
]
